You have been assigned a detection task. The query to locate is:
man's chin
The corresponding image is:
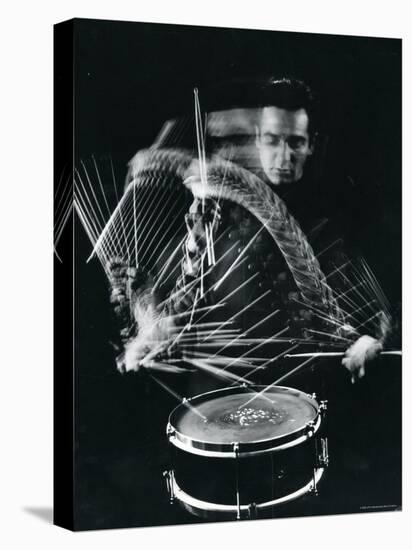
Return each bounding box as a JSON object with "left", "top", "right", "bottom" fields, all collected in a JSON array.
[{"left": 267, "top": 172, "right": 296, "bottom": 185}]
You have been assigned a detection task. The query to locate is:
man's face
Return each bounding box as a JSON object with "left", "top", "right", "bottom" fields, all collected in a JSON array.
[{"left": 256, "top": 106, "right": 313, "bottom": 185}]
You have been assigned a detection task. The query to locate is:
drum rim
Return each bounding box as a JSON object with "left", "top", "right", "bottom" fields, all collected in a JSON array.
[{"left": 167, "top": 385, "right": 320, "bottom": 455}]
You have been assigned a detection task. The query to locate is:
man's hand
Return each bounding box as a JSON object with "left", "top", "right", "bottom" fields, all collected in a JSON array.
[
  {"left": 107, "top": 257, "right": 148, "bottom": 309},
  {"left": 183, "top": 195, "right": 221, "bottom": 275},
  {"left": 342, "top": 335, "right": 383, "bottom": 383},
  {"left": 107, "top": 257, "right": 129, "bottom": 307}
]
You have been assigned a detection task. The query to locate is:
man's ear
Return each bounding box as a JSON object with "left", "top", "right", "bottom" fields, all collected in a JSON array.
[
  {"left": 255, "top": 125, "right": 261, "bottom": 149},
  {"left": 308, "top": 132, "right": 318, "bottom": 155}
]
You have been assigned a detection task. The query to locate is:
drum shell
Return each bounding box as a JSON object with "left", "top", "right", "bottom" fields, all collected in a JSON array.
[{"left": 170, "top": 433, "right": 323, "bottom": 507}]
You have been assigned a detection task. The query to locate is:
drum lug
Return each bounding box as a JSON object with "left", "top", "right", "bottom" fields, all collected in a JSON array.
[
  {"left": 316, "top": 437, "right": 329, "bottom": 467},
  {"left": 163, "top": 470, "right": 175, "bottom": 503},
  {"left": 305, "top": 420, "right": 316, "bottom": 437},
  {"left": 308, "top": 392, "right": 317, "bottom": 401},
  {"left": 319, "top": 400, "right": 328, "bottom": 416},
  {"left": 247, "top": 503, "right": 258, "bottom": 520},
  {"left": 166, "top": 423, "right": 175, "bottom": 438},
  {"left": 233, "top": 443, "right": 241, "bottom": 520},
  {"left": 309, "top": 468, "right": 319, "bottom": 496}
]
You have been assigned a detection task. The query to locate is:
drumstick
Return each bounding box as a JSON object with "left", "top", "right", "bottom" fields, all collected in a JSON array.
[{"left": 284, "top": 350, "right": 402, "bottom": 359}]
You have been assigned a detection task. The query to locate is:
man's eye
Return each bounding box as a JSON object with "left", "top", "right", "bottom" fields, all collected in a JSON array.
[{"left": 287, "top": 137, "right": 306, "bottom": 149}]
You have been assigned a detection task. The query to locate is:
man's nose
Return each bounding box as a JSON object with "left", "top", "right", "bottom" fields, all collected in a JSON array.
[{"left": 278, "top": 141, "right": 292, "bottom": 166}]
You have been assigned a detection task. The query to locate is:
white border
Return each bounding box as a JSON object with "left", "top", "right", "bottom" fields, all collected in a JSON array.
[{"left": 0, "top": 1, "right": 409, "bottom": 548}]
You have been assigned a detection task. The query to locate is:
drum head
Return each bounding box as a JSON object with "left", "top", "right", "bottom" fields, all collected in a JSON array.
[{"left": 168, "top": 386, "right": 319, "bottom": 455}]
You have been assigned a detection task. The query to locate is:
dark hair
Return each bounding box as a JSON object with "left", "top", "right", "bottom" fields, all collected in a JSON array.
[{"left": 258, "top": 78, "right": 319, "bottom": 137}]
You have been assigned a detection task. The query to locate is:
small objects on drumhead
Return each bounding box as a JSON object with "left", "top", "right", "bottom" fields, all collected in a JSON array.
[{"left": 219, "top": 406, "right": 288, "bottom": 428}]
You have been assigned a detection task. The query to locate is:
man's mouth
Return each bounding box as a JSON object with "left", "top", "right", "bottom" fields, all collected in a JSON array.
[{"left": 274, "top": 168, "right": 293, "bottom": 176}]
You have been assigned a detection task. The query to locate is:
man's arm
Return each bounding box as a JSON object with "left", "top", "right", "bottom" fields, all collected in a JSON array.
[{"left": 107, "top": 197, "right": 220, "bottom": 373}]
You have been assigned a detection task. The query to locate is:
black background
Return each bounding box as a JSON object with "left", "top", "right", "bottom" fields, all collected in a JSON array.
[{"left": 67, "top": 19, "right": 401, "bottom": 530}]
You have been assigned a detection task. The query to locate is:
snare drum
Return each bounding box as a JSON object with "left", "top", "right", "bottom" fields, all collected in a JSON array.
[{"left": 164, "top": 385, "right": 328, "bottom": 519}]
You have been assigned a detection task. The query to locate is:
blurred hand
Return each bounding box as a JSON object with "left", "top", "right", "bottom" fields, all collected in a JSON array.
[
  {"left": 183, "top": 194, "right": 221, "bottom": 276},
  {"left": 107, "top": 257, "right": 146, "bottom": 308},
  {"left": 342, "top": 335, "right": 383, "bottom": 383}
]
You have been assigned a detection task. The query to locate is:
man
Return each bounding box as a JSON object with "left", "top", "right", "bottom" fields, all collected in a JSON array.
[
  {"left": 109, "top": 77, "right": 385, "bottom": 383},
  {"left": 255, "top": 79, "right": 384, "bottom": 380},
  {"left": 185, "top": 78, "right": 385, "bottom": 382}
]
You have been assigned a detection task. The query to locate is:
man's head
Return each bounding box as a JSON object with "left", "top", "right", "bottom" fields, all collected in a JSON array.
[{"left": 256, "top": 78, "right": 317, "bottom": 185}]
